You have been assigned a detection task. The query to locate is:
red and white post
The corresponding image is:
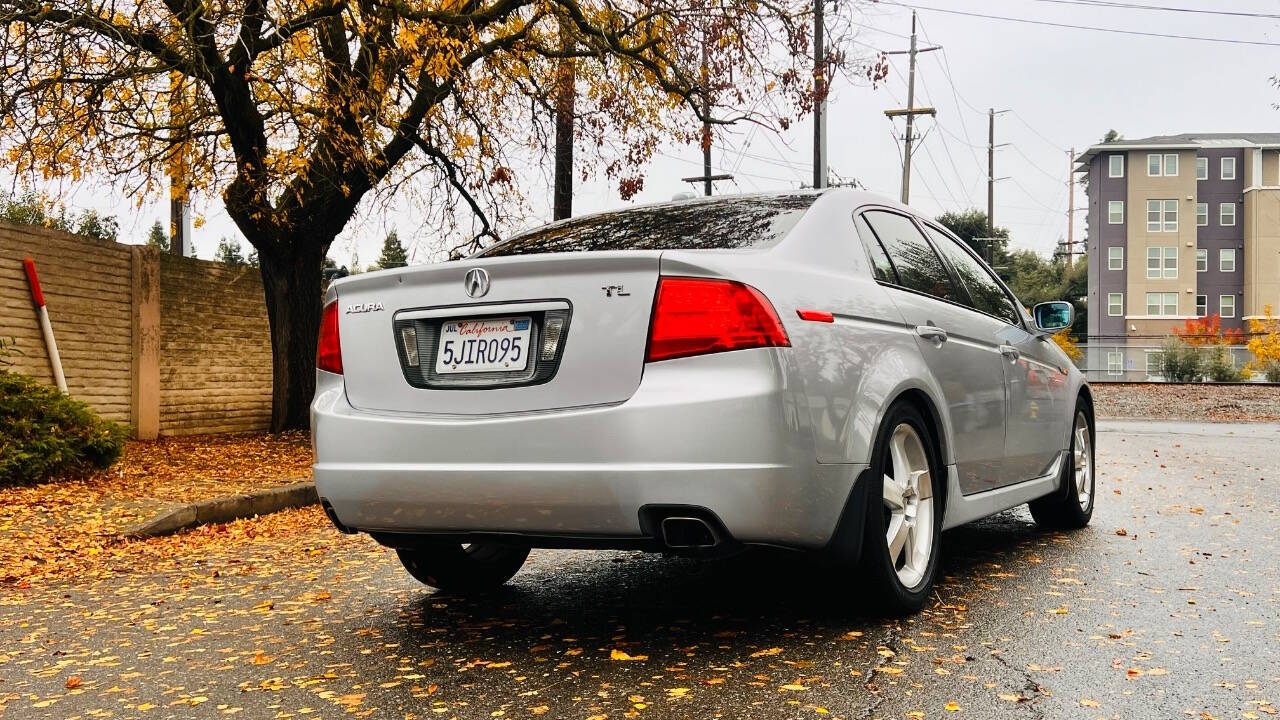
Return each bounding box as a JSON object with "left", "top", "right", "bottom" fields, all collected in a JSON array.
[{"left": 22, "top": 257, "right": 68, "bottom": 393}]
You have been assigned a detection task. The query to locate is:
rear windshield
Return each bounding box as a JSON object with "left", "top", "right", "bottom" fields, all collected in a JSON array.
[{"left": 476, "top": 194, "right": 817, "bottom": 257}]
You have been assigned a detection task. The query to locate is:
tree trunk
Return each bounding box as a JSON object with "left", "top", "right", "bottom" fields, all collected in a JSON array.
[
  {"left": 552, "top": 21, "right": 575, "bottom": 221},
  {"left": 258, "top": 245, "right": 326, "bottom": 432}
]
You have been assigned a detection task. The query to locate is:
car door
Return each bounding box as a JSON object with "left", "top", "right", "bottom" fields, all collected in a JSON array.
[
  {"left": 919, "top": 222, "right": 1068, "bottom": 486},
  {"left": 856, "top": 210, "right": 1009, "bottom": 495}
]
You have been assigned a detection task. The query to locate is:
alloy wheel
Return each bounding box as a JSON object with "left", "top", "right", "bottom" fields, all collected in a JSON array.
[
  {"left": 1073, "top": 411, "right": 1093, "bottom": 511},
  {"left": 882, "top": 423, "right": 935, "bottom": 589}
]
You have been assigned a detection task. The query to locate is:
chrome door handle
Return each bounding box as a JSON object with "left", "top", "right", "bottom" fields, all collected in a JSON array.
[
  {"left": 999, "top": 344, "right": 1020, "bottom": 361},
  {"left": 915, "top": 325, "right": 948, "bottom": 343}
]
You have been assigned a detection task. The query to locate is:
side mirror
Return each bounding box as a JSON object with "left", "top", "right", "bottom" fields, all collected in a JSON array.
[{"left": 1032, "top": 301, "right": 1074, "bottom": 334}]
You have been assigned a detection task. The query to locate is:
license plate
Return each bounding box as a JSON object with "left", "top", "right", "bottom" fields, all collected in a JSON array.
[{"left": 436, "top": 316, "right": 532, "bottom": 374}]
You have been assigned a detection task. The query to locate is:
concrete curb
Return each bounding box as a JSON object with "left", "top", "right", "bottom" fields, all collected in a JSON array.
[{"left": 121, "top": 481, "right": 318, "bottom": 538}]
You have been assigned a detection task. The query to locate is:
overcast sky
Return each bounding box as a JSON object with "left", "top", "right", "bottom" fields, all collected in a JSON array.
[{"left": 33, "top": 0, "right": 1280, "bottom": 265}]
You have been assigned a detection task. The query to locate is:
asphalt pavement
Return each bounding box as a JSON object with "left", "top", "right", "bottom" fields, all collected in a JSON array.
[{"left": 1, "top": 420, "right": 1277, "bottom": 719}]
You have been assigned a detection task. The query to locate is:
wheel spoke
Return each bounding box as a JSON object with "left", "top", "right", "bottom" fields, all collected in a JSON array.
[
  {"left": 887, "top": 514, "right": 909, "bottom": 564},
  {"left": 912, "top": 469, "right": 932, "bottom": 500},
  {"left": 883, "top": 474, "right": 907, "bottom": 510}
]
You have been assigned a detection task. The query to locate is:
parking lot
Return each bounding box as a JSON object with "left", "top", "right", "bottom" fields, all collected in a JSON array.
[{"left": 1, "top": 419, "right": 1277, "bottom": 719}]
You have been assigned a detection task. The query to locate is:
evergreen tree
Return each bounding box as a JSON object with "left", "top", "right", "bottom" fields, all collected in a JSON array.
[
  {"left": 215, "top": 237, "right": 245, "bottom": 266},
  {"left": 375, "top": 230, "right": 409, "bottom": 269},
  {"left": 145, "top": 221, "right": 169, "bottom": 251}
]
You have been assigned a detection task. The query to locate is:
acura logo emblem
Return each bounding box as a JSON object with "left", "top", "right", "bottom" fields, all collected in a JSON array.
[{"left": 463, "top": 268, "right": 490, "bottom": 298}]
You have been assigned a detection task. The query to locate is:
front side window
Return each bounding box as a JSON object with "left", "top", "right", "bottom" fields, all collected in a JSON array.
[
  {"left": 1108, "top": 201, "right": 1124, "bottom": 224},
  {"left": 1220, "top": 203, "right": 1236, "bottom": 226},
  {"left": 1196, "top": 157, "right": 1208, "bottom": 180},
  {"left": 1108, "top": 246, "right": 1123, "bottom": 270},
  {"left": 1146, "top": 350, "right": 1163, "bottom": 375},
  {"left": 1146, "top": 247, "right": 1160, "bottom": 279},
  {"left": 1147, "top": 200, "right": 1178, "bottom": 232},
  {"left": 1147, "top": 247, "right": 1177, "bottom": 279},
  {"left": 1163, "top": 200, "right": 1178, "bottom": 231},
  {"left": 861, "top": 211, "right": 958, "bottom": 302},
  {"left": 1108, "top": 292, "right": 1123, "bottom": 316},
  {"left": 1196, "top": 248, "right": 1207, "bottom": 272},
  {"left": 1220, "top": 248, "right": 1236, "bottom": 272},
  {"left": 1196, "top": 203, "right": 1208, "bottom": 226},
  {"left": 1196, "top": 295, "right": 1207, "bottom": 317},
  {"left": 1164, "top": 154, "right": 1179, "bottom": 176},
  {"left": 1146, "top": 200, "right": 1161, "bottom": 232},
  {"left": 1163, "top": 247, "right": 1177, "bottom": 278},
  {"left": 1109, "top": 155, "right": 1124, "bottom": 178},
  {"left": 1148, "top": 153, "right": 1162, "bottom": 176},
  {"left": 1107, "top": 351, "right": 1123, "bottom": 376},
  {"left": 1221, "top": 294, "right": 1236, "bottom": 318},
  {"left": 1222, "top": 157, "right": 1237, "bottom": 180},
  {"left": 922, "top": 224, "right": 1020, "bottom": 325}
]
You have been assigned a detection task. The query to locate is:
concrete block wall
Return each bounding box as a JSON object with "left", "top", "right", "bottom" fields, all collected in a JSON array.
[{"left": 0, "top": 221, "right": 273, "bottom": 437}]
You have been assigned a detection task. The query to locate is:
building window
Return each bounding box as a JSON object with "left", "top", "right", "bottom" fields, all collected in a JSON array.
[
  {"left": 1145, "top": 292, "right": 1177, "bottom": 316},
  {"left": 1222, "top": 156, "right": 1237, "bottom": 180},
  {"left": 1196, "top": 203, "right": 1208, "bottom": 226},
  {"left": 1147, "top": 199, "right": 1177, "bottom": 232},
  {"left": 1109, "top": 155, "right": 1124, "bottom": 178},
  {"left": 1108, "top": 246, "right": 1124, "bottom": 270},
  {"left": 1220, "top": 203, "right": 1236, "bottom": 226},
  {"left": 1148, "top": 153, "right": 1180, "bottom": 176},
  {"left": 1146, "top": 350, "right": 1163, "bottom": 376},
  {"left": 1148, "top": 153, "right": 1161, "bottom": 176},
  {"left": 1196, "top": 295, "right": 1207, "bottom": 317},
  {"left": 1147, "top": 247, "right": 1177, "bottom": 279},
  {"left": 1108, "top": 200, "right": 1124, "bottom": 224},
  {"left": 1108, "top": 293, "right": 1123, "bottom": 317},
  {"left": 1164, "top": 154, "right": 1178, "bottom": 176},
  {"left": 1196, "top": 248, "right": 1207, "bottom": 272},
  {"left": 1107, "top": 351, "right": 1124, "bottom": 376},
  {"left": 1196, "top": 157, "right": 1208, "bottom": 180},
  {"left": 1220, "top": 248, "right": 1236, "bottom": 272},
  {"left": 1221, "top": 294, "right": 1236, "bottom": 318}
]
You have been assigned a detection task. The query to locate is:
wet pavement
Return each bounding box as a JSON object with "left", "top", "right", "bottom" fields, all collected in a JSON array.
[{"left": 1, "top": 420, "right": 1277, "bottom": 719}]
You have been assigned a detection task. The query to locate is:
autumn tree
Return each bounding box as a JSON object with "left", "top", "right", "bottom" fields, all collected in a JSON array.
[
  {"left": 0, "top": 0, "right": 871, "bottom": 430},
  {"left": 1246, "top": 305, "right": 1280, "bottom": 381}
]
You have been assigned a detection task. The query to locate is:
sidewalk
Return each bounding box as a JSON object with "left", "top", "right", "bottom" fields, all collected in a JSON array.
[{"left": 0, "top": 432, "right": 314, "bottom": 586}]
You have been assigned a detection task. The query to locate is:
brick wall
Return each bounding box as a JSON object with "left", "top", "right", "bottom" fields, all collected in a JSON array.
[
  {"left": 158, "top": 254, "right": 273, "bottom": 435},
  {"left": 0, "top": 222, "right": 134, "bottom": 423},
  {"left": 0, "top": 221, "right": 274, "bottom": 436}
]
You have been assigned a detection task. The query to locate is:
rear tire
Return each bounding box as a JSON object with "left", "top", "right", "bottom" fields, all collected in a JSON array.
[
  {"left": 396, "top": 542, "right": 529, "bottom": 592},
  {"left": 1029, "top": 403, "right": 1095, "bottom": 530},
  {"left": 855, "top": 402, "right": 944, "bottom": 615}
]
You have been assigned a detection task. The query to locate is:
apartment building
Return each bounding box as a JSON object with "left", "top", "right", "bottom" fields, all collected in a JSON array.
[{"left": 1077, "top": 133, "right": 1280, "bottom": 378}]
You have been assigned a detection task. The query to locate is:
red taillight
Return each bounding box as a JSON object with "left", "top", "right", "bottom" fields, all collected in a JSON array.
[
  {"left": 645, "top": 277, "right": 790, "bottom": 362},
  {"left": 317, "top": 300, "right": 343, "bottom": 374}
]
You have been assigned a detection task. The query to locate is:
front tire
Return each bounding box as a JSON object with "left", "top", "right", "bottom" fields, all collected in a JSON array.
[
  {"left": 1029, "top": 404, "right": 1095, "bottom": 529},
  {"left": 856, "top": 402, "right": 944, "bottom": 615},
  {"left": 397, "top": 542, "right": 529, "bottom": 592}
]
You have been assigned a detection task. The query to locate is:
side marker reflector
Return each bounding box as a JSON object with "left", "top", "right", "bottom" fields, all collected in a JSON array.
[{"left": 797, "top": 309, "right": 835, "bottom": 323}]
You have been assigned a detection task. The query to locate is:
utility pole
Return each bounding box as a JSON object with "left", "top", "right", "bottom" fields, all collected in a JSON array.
[
  {"left": 985, "top": 108, "right": 1010, "bottom": 263},
  {"left": 1066, "top": 147, "right": 1075, "bottom": 271},
  {"left": 168, "top": 72, "right": 191, "bottom": 257},
  {"left": 681, "top": 24, "right": 732, "bottom": 194},
  {"left": 884, "top": 12, "right": 939, "bottom": 204},
  {"left": 813, "top": 0, "right": 827, "bottom": 189},
  {"left": 552, "top": 20, "right": 575, "bottom": 220}
]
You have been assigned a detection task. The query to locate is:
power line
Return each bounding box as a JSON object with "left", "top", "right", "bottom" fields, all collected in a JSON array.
[
  {"left": 1010, "top": 110, "right": 1067, "bottom": 151},
  {"left": 1009, "top": 142, "right": 1065, "bottom": 182},
  {"left": 879, "top": 1, "right": 1280, "bottom": 47},
  {"left": 1008, "top": 0, "right": 1280, "bottom": 20}
]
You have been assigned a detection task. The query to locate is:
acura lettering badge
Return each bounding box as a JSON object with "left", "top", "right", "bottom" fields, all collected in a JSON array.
[{"left": 464, "top": 268, "right": 490, "bottom": 298}]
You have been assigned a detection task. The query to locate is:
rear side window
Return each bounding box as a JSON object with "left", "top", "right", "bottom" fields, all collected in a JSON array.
[
  {"left": 853, "top": 215, "right": 898, "bottom": 283},
  {"left": 861, "top": 210, "right": 959, "bottom": 302},
  {"left": 922, "top": 225, "right": 1020, "bottom": 325},
  {"left": 477, "top": 194, "right": 817, "bottom": 257}
]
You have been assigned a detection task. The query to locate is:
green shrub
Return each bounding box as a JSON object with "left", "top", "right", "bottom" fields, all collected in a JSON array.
[
  {"left": 1157, "top": 337, "right": 1202, "bottom": 382},
  {"left": 1202, "top": 345, "right": 1247, "bottom": 382},
  {"left": 0, "top": 370, "right": 126, "bottom": 484}
]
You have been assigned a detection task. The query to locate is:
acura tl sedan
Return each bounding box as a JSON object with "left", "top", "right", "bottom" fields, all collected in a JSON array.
[{"left": 312, "top": 189, "right": 1094, "bottom": 614}]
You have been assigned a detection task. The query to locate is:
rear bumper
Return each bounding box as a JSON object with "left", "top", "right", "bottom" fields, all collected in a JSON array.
[{"left": 312, "top": 350, "right": 863, "bottom": 549}]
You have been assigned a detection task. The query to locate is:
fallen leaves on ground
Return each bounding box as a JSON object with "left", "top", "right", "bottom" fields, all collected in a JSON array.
[{"left": 0, "top": 431, "right": 312, "bottom": 586}]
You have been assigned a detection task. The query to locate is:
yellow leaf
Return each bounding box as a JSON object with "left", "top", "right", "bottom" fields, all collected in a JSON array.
[
  {"left": 945, "top": 701, "right": 962, "bottom": 711},
  {"left": 487, "top": 662, "right": 511, "bottom": 669},
  {"left": 780, "top": 684, "right": 808, "bottom": 691},
  {"left": 751, "top": 647, "right": 783, "bottom": 658},
  {"left": 529, "top": 706, "right": 549, "bottom": 715},
  {"left": 667, "top": 688, "right": 689, "bottom": 698},
  {"left": 610, "top": 649, "right": 648, "bottom": 661},
  {"left": 998, "top": 694, "right": 1022, "bottom": 702},
  {"left": 875, "top": 666, "right": 903, "bottom": 674},
  {"left": 1080, "top": 699, "right": 1100, "bottom": 708}
]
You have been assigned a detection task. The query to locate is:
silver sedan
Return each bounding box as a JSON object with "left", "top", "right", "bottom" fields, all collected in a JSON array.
[{"left": 312, "top": 189, "right": 1094, "bottom": 614}]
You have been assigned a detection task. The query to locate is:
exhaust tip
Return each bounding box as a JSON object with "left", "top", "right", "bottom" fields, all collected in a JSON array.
[
  {"left": 320, "top": 499, "right": 358, "bottom": 535},
  {"left": 660, "top": 516, "right": 719, "bottom": 548}
]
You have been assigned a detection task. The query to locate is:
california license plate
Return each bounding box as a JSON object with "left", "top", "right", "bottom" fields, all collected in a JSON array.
[{"left": 436, "top": 317, "right": 532, "bottom": 374}]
